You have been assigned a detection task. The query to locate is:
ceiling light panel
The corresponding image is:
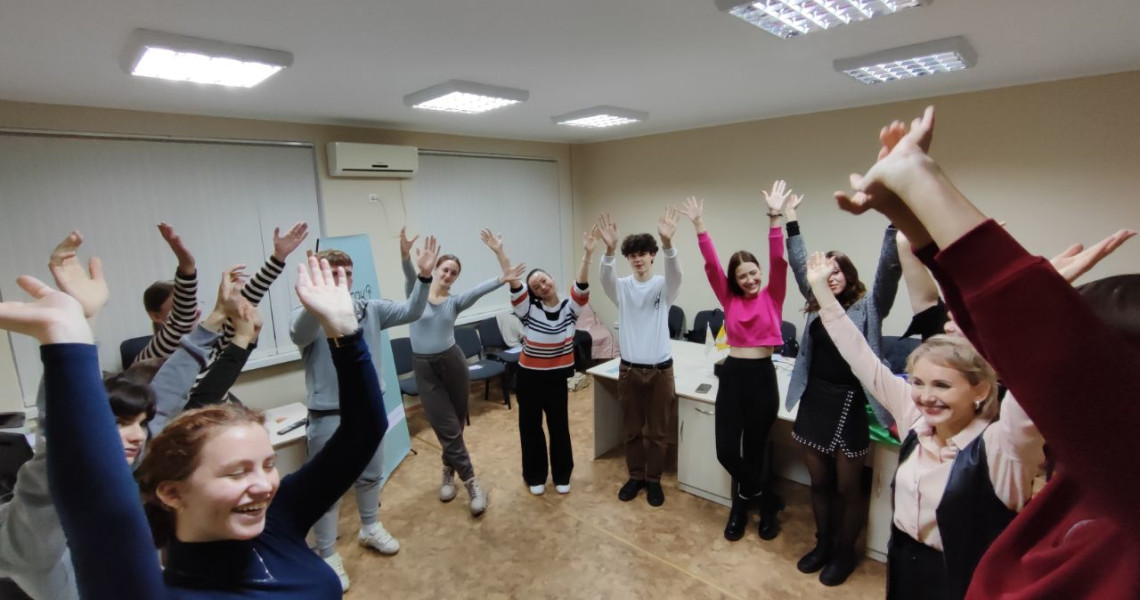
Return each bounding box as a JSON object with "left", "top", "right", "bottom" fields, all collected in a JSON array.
[
  {"left": 404, "top": 81, "right": 529, "bottom": 114},
  {"left": 122, "top": 29, "right": 292, "bottom": 88},
  {"left": 834, "top": 36, "right": 976, "bottom": 84},
  {"left": 715, "top": 0, "right": 930, "bottom": 39},
  {"left": 552, "top": 106, "right": 648, "bottom": 129}
]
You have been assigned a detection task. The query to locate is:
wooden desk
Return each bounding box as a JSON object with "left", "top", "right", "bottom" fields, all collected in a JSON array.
[{"left": 586, "top": 339, "right": 897, "bottom": 562}]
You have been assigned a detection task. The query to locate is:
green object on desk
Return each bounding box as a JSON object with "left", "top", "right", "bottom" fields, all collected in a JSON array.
[{"left": 867, "top": 404, "right": 901, "bottom": 447}]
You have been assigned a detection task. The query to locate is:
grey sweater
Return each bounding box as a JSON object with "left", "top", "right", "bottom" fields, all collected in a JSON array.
[
  {"left": 291, "top": 278, "right": 429, "bottom": 411},
  {"left": 401, "top": 258, "right": 504, "bottom": 354},
  {"left": 785, "top": 224, "right": 901, "bottom": 428}
]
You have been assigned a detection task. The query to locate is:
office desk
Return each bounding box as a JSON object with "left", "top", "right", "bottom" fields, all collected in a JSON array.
[
  {"left": 264, "top": 402, "right": 308, "bottom": 477},
  {"left": 586, "top": 340, "right": 897, "bottom": 562}
]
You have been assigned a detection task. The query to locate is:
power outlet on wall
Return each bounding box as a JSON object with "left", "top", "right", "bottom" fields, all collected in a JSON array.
[{"left": 368, "top": 193, "right": 380, "bottom": 203}]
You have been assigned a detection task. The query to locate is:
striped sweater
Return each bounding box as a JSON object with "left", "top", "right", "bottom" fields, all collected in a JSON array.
[
  {"left": 511, "top": 282, "right": 589, "bottom": 371},
  {"left": 134, "top": 269, "right": 199, "bottom": 362}
]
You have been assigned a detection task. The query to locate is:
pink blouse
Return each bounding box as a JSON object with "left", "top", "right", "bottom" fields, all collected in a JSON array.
[{"left": 697, "top": 227, "right": 786, "bottom": 348}]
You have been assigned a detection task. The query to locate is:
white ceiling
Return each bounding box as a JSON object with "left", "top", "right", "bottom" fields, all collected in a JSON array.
[{"left": 2, "top": 0, "right": 1138, "bottom": 143}]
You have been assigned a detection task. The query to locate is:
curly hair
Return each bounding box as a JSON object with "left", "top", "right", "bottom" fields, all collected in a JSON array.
[{"left": 620, "top": 233, "right": 658, "bottom": 257}]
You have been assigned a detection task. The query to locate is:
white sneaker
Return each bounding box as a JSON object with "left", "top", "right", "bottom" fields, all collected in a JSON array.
[
  {"left": 322, "top": 552, "right": 350, "bottom": 592},
  {"left": 555, "top": 483, "right": 571, "bottom": 494},
  {"left": 358, "top": 522, "right": 400, "bottom": 555},
  {"left": 440, "top": 465, "right": 457, "bottom": 502},
  {"left": 465, "top": 477, "right": 489, "bottom": 516},
  {"left": 528, "top": 484, "right": 546, "bottom": 496}
]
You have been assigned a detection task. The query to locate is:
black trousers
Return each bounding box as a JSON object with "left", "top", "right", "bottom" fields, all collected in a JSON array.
[
  {"left": 516, "top": 366, "right": 574, "bottom": 486},
  {"left": 714, "top": 356, "right": 778, "bottom": 498},
  {"left": 888, "top": 525, "right": 951, "bottom": 600}
]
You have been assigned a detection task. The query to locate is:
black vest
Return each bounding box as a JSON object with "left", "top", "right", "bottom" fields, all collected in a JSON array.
[{"left": 892, "top": 426, "right": 1018, "bottom": 600}]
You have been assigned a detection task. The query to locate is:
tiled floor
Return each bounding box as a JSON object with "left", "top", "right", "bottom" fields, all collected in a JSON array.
[{"left": 327, "top": 378, "right": 886, "bottom": 599}]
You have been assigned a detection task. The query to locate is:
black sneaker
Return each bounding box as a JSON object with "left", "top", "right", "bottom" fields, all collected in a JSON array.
[
  {"left": 618, "top": 478, "right": 646, "bottom": 502},
  {"left": 646, "top": 481, "right": 665, "bottom": 507}
]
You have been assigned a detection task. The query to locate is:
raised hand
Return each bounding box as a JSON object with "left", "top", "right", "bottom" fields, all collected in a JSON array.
[
  {"left": 583, "top": 225, "right": 600, "bottom": 255},
  {"left": 401, "top": 226, "right": 420, "bottom": 259},
  {"left": 158, "top": 222, "right": 195, "bottom": 275},
  {"left": 215, "top": 265, "right": 248, "bottom": 320},
  {"left": 47, "top": 231, "right": 108, "bottom": 320},
  {"left": 272, "top": 222, "right": 310, "bottom": 262},
  {"left": 0, "top": 275, "right": 92, "bottom": 345},
  {"left": 658, "top": 206, "right": 679, "bottom": 245},
  {"left": 679, "top": 196, "right": 703, "bottom": 223},
  {"left": 479, "top": 228, "right": 503, "bottom": 254},
  {"left": 232, "top": 300, "right": 263, "bottom": 343},
  {"left": 805, "top": 251, "right": 833, "bottom": 291},
  {"left": 295, "top": 256, "right": 357, "bottom": 337},
  {"left": 1051, "top": 229, "right": 1137, "bottom": 283},
  {"left": 500, "top": 262, "right": 527, "bottom": 285},
  {"left": 597, "top": 213, "right": 619, "bottom": 253},
  {"left": 414, "top": 235, "right": 439, "bottom": 277},
  {"left": 835, "top": 106, "right": 936, "bottom": 219},
  {"left": 783, "top": 193, "right": 804, "bottom": 220},
  {"left": 763, "top": 180, "right": 793, "bottom": 214}
]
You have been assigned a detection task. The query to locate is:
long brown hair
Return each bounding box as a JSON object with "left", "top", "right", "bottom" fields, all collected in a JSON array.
[
  {"left": 135, "top": 404, "right": 266, "bottom": 547},
  {"left": 726, "top": 251, "right": 760, "bottom": 297},
  {"left": 803, "top": 250, "right": 866, "bottom": 313}
]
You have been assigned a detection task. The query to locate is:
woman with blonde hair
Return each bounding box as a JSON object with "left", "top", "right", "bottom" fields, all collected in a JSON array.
[{"left": 804, "top": 249, "right": 1044, "bottom": 600}]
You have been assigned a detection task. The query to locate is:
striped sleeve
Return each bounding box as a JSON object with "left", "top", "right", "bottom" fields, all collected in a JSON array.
[
  {"left": 214, "top": 256, "right": 286, "bottom": 357},
  {"left": 134, "top": 269, "right": 198, "bottom": 362}
]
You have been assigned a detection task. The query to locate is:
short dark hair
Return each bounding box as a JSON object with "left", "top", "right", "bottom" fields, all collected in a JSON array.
[
  {"left": 1077, "top": 273, "right": 1140, "bottom": 353},
  {"left": 726, "top": 251, "right": 760, "bottom": 297},
  {"left": 316, "top": 249, "right": 353, "bottom": 269},
  {"left": 621, "top": 234, "right": 658, "bottom": 257},
  {"left": 143, "top": 281, "right": 173, "bottom": 314},
  {"left": 804, "top": 250, "right": 866, "bottom": 312},
  {"left": 104, "top": 372, "right": 156, "bottom": 422}
]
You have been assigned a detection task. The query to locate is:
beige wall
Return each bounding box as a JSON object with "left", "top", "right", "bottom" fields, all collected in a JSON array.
[
  {"left": 571, "top": 71, "right": 1140, "bottom": 338},
  {"left": 0, "top": 101, "right": 572, "bottom": 413}
]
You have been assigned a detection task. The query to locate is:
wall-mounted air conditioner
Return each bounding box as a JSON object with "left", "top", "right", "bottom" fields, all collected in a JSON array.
[{"left": 327, "top": 142, "right": 418, "bottom": 178}]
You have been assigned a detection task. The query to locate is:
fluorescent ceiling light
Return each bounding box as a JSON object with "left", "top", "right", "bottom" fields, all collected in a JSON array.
[
  {"left": 403, "top": 80, "right": 529, "bottom": 114},
  {"left": 715, "top": 0, "right": 930, "bottom": 39},
  {"left": 121, "top": 29, "right": 292, "bottom": 88},
  {"left": 835, "top": 36, "right": 976, "bottom": 84},
  {"left": 552, "top": 106, "right": 648, "bottom": 128}
]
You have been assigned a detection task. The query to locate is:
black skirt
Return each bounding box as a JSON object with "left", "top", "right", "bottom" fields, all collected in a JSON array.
[{"left": 792, "top": 378, "right": 870, "bottom": 458}]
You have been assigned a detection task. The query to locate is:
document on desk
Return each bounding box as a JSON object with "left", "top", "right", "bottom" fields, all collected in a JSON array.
[{"left": 469, "top": 364, "right": 484, "bottom": 371}]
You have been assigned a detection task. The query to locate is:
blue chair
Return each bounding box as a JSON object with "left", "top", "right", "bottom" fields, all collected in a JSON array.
[
  {"left": 389, "top": 337, "right": 419, "bottom": 399},
  {"left": 685, "top": 309, "right": 724, "bottom": 344},
  {"left": 119, "top": 335, "right": 152, "bottom": 369},
  {"left": 668, "top": 305, "right": 686, "bottom": 340},
  {"left": 455, "top": 327, "right": 508, "bottom": 408},
  {"left": 476, "top": 317, "right": 517, "bottom": 408}
]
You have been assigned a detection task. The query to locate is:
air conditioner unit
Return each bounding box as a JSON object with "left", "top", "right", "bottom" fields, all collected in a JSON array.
[{"left": 326, "top": 142, "right": 418, "bottom": 178}]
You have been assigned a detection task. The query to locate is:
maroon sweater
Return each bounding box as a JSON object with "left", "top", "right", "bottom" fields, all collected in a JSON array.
[{"left": 917, "top": 220, "right": 1140, "bottom": 599}]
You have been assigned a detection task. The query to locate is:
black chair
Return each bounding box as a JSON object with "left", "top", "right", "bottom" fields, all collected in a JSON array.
[
  {"left": 455, "top": 328, "right": 509, "bottom": 407},
  {"left": 119, "top": 335, "right": 152, "bottom": 369},
  {"left": 685, "top": 309, "right": 725, "bottom": 344},
  {"left": 0, "top": 431, "right": 33, "bottom": 503},
  {"left": 389, "top": 337, "right": 419, "bottom": 399},
  {"left": 882, "top": 335, "right": 921, "bottom": 375},
  {"left": 476, "top": 317, "right": 518, "bottom": 407},
  {"left": 777, "top": 320, "right": 798, "bottom": 356},
  {"left": 668, "top": 305, "right": 686, "bottom": 340}
]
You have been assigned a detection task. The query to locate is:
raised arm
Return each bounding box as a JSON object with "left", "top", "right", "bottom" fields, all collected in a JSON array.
[
  {"left": 186, "top": 301, "right": 259, "bottom": 411},
  {"left": 659, "top": 206, "right": 683, "bottom": 305},
  {"left": 807, "top": 251, "right": 916, "bottom": 426},
  {"left": 597, "top": 214, "right": 621, "bottom": 305},
  {"left": 897, "top": 230, "right": 941, "bottom": 315},
  {"left": 577, "top": 226, "right": 599, "bottom": 288},
  {"left": 271, "top": 256, "right": 388, "bottom": 534},
  {"left": 682, "top": 197, "right": 731, "bottom": 306},
  {"left": 241, "top": 222, "right": 308, "bottom": 305},
  {"left": 871, "top": 225, "right": 903, "bottom": 319},
  {"left": 378, "top": 236, "right": 436, "bottom": 328},
  {"left": 1049, "top": 229, "right": 1136, "bottom": 284},
  {"left": 400, "top": 226, "right": 419, "bottom": 297},
  {"left": 135, "top": 223, "right": 199, "bottom": 362}
]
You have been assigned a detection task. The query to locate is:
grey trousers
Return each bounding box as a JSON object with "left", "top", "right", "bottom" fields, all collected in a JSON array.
[
  {"left": 307, "top": 412, "right": 384, "bottom": 557},
  {"left": 414, "top": 344, "right": 475, "bottom": 481}
]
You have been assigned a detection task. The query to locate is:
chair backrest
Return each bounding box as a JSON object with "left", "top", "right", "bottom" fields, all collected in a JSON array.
[
  {"left": 668, "top": 305, "right": 685, "bottom": 340},
  {"left": 882, "top": 335, "right": 921, "bottom": 375},
  {"left": 454, "top": 327, "right": 483, "bottom": 360},
  {"left": 476, "top": 317, "right": 507, "bottom": 349},
  {"left": 0, "top": 432, "right": 33, "bottom": 502},
  {"left": 119, "top": 335, "right": 152, "bottom": 369},
  {"left": 687, "top": 309, "right": 724, "bottom": 343},
  {"left": 776, "top": 320, "right": 798, "bottom": 355},
  {"left": 390, "top": 337, "right": 415, "bottom": 376}
]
